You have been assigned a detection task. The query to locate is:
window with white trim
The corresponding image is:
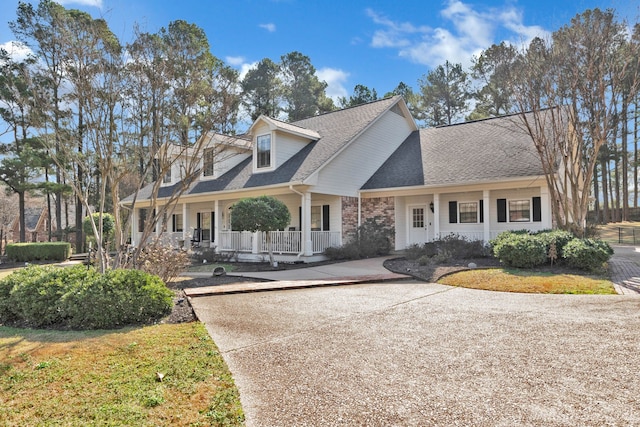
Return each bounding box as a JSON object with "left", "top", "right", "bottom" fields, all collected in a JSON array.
[
  {"left": 162, "top": 167, "right": 172, "bottom": 184},
  {"left": 203, "top": 147, "right": 215, "bottom": 177},
  {"left": 256, "top": 134, "right": 271, "bottom": 169},
  {"left": 509, "top": 200, "right": 531, "bottom": 222},
  {"left": 459, "top": 202, "right": 478, "bottom": 224},
  {"left": 172, "top": 213, "right": 183, "bottom": 232}
]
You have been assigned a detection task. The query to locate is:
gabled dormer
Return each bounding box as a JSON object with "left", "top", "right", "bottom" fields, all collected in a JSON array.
[
  {"left": 248, "top": 115, "right": 320, "bottom": 173},
  {"left": 200, "top": 133, "right": 252, "bottom": 180}
]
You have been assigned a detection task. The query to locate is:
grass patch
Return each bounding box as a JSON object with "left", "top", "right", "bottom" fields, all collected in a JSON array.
[
  {"left": 187, "top": 263, "right": 236, "bottom": 273},
  {"left": 0, "top": 322, "right": 244, "bottom": 426},
  {"left": 438, "top": 268, "right": 617, "bottom": 294}
]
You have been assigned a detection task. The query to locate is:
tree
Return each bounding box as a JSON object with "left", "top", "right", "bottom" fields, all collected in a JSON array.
[
  {"left": 469, "top": 42, "right": 518, "bottom": 120},
  {"left": 0, "top": 50, "right": 47, "bottom": 242},
  {"left": 241, "top": 58, "right": 282, "bottom": 121},
  {"left": 10, "top": 0, "right": 72, "bottom": 241},
  {"left": 280, "top": 51, "right": 334, "bottom": 121},
  {"left": 230, "top": 196, "right": 291, "bottom": 266},
  {"left": 339, "top": 84, "right": 378, "bottom": 108},
  {"left": 509, "top": 9, "right": 639, "bottom": 231},
  {"left": 418, "top": 60, "right": 471, "bottom": 126}
]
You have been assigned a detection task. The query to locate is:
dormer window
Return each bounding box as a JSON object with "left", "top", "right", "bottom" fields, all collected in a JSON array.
[
  {"left": 203, "top": 147, "right": 215, "bottom": 177},
  {"left": 162, "top": 168, "right": 172, "bottom": 184},
  {"left": 256, "top": 134, "right": 271, "bottom": 169}
]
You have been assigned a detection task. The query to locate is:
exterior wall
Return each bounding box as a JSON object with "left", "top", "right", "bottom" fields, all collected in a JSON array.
[
  {"left": 313, "top": 110, "right": 414, "bottom": 196},
  {"left": 213, "top": 147, "right": 250, "bottom": 179},
  {"left": 489, "top": 187, "right": 547, "bottom": 234},
  {"left": 439, "top": 191, "right": 484, "bottom": 237},
  {"left": 340, "top": 196, "right": 396, "bottom": 246},
  {"left": 274, "top": 130, "right": 309, "bottom": 168}
]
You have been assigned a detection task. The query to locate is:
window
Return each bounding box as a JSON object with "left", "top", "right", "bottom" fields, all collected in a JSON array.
[
  {"left": 509, "top": 200, "right": 531, "bottom": 222},
  {"left": 138, "top": 208, "right": 147, "bottom": 232},
  {"left": 459, "top": 202, "right": 478, "bottom": 224},
  {"left": 172, "top": 214, "right": 183, "bottom": 232},
  {"left": 203, "top": 147, "right": 215, "bottom": 177},
  {"left": 412, "top": 208, "right": 424, "bottom": 228},
  {"left": 309, "top": 205, "right": 330, "bottom": 231},
  {"left": 497, "top": 198, "right": 541, "bottom": 223},
  {"left": 162, "top": 167, "right": 171, "bottom": 183},
  {"left": 256, "top": 134, "right": 271, "bottom": 169},
  {"left": 449, "top": 200, "right": 483, "bottom": 224}
]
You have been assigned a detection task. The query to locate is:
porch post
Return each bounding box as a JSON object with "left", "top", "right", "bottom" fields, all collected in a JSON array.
[
  {"left": 303, "top": 192, "right": 313, "bottom": 256},
  {"left": 483, "top": 190, "right": 490, "bottom": 243},
  {"left": 252, "top": 232, "right": 260, "bottom": 254},
  {"left": 433, "top": 193, "right": 440, "bottom": 240},
  {"left": 541, "top": 186, "right": 552, "bottom": 229},
  {"left": 183, "top": 203, "right": 190, "bottom": 250},
  {"left": 131, "top": 209, "right": 137, "bottom": 247},
  {"left": 214, "top": 200, "right": 220, "bottom": 252}
]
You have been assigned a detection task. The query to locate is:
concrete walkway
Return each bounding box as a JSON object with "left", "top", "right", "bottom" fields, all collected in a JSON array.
[
  {"left": 183, "top": 257, "right": 410, "bottom": 297},
  {"left": 609, "top": 245, "right": 640, "bottom": 295}
]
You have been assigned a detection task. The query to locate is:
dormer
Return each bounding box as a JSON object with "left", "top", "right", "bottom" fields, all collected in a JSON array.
[
  {"left": 200, "top": 133, "right": 252, "bottom": 180},
  {"left": 248, "top": 115, "right": 320, "bottom": 173}
]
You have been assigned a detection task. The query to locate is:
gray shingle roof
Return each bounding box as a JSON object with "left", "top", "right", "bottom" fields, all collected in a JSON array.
[
  {"left": 363, "top": 111, "right": 545, "bottom": 190},
  {"left": 124, "top": 96, "right": 403, "bottom": 202}
]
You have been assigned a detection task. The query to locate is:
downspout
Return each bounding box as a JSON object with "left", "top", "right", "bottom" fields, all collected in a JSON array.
[
  {"left": 358, "top": 192, "right": 362, "bottom": 228},
  {"left": 289, "top": 185, "right": 306, "bottom": 258}
]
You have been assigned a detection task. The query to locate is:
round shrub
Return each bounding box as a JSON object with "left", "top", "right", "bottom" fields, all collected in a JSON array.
[
  {"left": 533, "top": 229, "right": 575, "bottom": 257},
  {"left": 563, "top": 238, "right": 613, "bottom": 272},
  {"left": 62, "top": 268, "right": 173, "bottom": 329},
  {"left": 492, "top": 233, "right": 547, "bottom": 268},
  {"left": 0, "top": 265, "right": 173, "bottom": 329}
]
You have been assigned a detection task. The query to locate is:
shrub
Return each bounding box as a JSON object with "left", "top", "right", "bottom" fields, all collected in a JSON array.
[
  {"left": 563, "top": 238, "right": 613, "bottom": 272},
  {"left": 6, "top": 242, "right": 71, "bottom": 262},
  {"left": 135, "top": 241, "right": 191, "bottom": 283},
  {"left": 62, "top": 268, "right": 173, "bottom": 329},
  {"left": 533, "top": 229, "right": 575, "bottom": 257},
  {"left": 492, "top": 233, "right": 547, "bottom": 268},
  {"left": 405, "top": 235, "right": 489, "bottom": 262},
  {"left": 0, "top": 265, "right": 172, "bottom": 329},
  {"left": 324, "top": 217, "right": 394, "bottom": 260}
]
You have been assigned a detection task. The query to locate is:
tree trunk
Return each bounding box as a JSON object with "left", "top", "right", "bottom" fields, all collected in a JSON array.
[
  {"left": 76, "top": 103, "right": 84, "bottom": 253},
  {"left": 601, "top": 152, "right": 610, "bottom": 223},
  {"left": 622, "top": 96, "right": 629, "bottom": 221},
  {"left": 18, "top": 191, "right": 26, "bottom": 242}
]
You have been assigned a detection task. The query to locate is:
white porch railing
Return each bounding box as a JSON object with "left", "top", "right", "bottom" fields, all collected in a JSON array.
[
  {"left": 259, "top": 231, "right": 302, "bottom": 254},
  {"left": 311, "top": 231, "right": 341, "bottom": 253},
  {"left": 218, "top": 230, "right": 341, "bottom": 255},
  {"left": 219, "top": 231, "right": 253, "bottom": 252}
]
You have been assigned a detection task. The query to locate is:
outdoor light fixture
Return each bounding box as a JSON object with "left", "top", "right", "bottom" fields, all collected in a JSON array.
[{"left": 429, "top": 202, "right": 434, "bottom": 213}]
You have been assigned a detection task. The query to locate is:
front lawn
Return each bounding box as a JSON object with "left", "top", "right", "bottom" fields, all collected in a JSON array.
[
  {"left": 438, "top": 268, "right": 616, "bottom": 294},
  {"left": 0, "top": 322, "right": 244, "bottom": 426}
]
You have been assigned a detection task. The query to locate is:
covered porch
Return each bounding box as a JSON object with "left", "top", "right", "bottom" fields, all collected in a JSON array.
[{"left": 131, "top": 188, "right": 344, "bottom": 262}]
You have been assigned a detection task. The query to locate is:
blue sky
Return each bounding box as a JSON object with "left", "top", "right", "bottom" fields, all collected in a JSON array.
[{"left": 0, "top": 0, "right": 638, "bottom": 102}]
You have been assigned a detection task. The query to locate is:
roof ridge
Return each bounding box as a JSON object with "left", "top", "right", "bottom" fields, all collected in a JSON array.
[
  {"left": 291, "top": 95, "right": 400, "bottom": 124},
  {"left": 433, "top": 106, "right": 561, "bottom": 128}
]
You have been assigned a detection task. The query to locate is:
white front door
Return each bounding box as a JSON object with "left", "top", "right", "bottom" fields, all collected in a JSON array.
[{"left": 407, "top": 205, "right": 428, "bottom": 245}]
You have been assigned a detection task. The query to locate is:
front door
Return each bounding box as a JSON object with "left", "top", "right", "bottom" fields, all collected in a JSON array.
[
  {"left": 407, "top": 205, "right": 428, "bottom": 245},
  {"left": 197, "top": 212, "right": 214, "bottom": 243}
]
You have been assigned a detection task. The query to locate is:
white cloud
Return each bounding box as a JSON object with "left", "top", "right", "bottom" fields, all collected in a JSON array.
[
  {"left": 237, "top": 61, "right": 258, "bottom": 81},
  {"left": 317, "top": 67, "right": 350, "bottom": 102},
  {"left": 0, "top": 41, "right": 32, "bottom": 63},
  {"left": 226, "top": 56, "right": 246, "bottom": 66},
  {"left": 57, "top": 0, "right": 103, "bottom": 8},
  {"left": 259, "top": 23, "right": 276, "bottom": 33},
  {"left": 367, "top": 0, "right": 549, "bottom": 69}
]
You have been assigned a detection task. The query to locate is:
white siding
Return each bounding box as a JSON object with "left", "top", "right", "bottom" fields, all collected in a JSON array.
[
  {"left": 439, "top": 191, "right": 484, "bottom": 237},
  {"left": 275, "top": 131, "right": 309, "bottom": 168},
  {"left": 313, "top": 111, "right": 414, "bottom": 196},
  {"left": 213, "top": 147, "right": 250, "bottom": 178},
  {"left": 490, "top": 188, "right": 546, "bottom": 234}
]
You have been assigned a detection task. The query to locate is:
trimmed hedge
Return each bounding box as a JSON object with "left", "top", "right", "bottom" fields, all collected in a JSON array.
[
  {"left": 0, "top": 265, "right": 173, "bottom": 329},
  {"left": 492, "top": 233, "right": 548, "bottom": 268},
  {"left": 6, "top": 242, "right": 72, "bottom": 262},
  {"left": 491, "top": 230, "right": 613, "bottom": 272},
  {"left": 563, "top": 239, "right": 613, "bottom": 272}
]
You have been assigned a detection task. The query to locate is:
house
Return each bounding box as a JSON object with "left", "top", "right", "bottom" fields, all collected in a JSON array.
[
  {"left": 10, "top": 206, "right": 52, "bottom": 243},
  {"left": 122, "top": 96, "right": 555, "bottom": 262}
]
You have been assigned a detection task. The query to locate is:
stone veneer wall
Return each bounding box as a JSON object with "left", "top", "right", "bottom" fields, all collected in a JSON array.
[{"left": 341, "top": 196, "right": 396, "bottom": 246}]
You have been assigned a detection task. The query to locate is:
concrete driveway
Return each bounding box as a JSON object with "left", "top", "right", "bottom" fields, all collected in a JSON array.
[{"left": 191, "top": 281, "right": 640, "bottom": 426}]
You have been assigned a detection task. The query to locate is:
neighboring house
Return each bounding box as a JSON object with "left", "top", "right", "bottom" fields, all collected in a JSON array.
[
  {"left": 122, "top": 96, "right": 556, "bottom": 262},
  {"left": 10, "top": 207, "right": 52, "bottom": 243}
]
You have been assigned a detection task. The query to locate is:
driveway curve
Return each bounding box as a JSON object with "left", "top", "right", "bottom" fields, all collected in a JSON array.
[{"left": 191, "top": 281, "right": 640, "bottom": 426}]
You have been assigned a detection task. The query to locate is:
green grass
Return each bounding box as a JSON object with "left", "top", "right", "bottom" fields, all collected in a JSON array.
[
  {"left": 0, "top": 322, "right": 244, "bottom": 426},
  {"left": 438, "top": 268, "right": 617, "bottom": 294}
]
